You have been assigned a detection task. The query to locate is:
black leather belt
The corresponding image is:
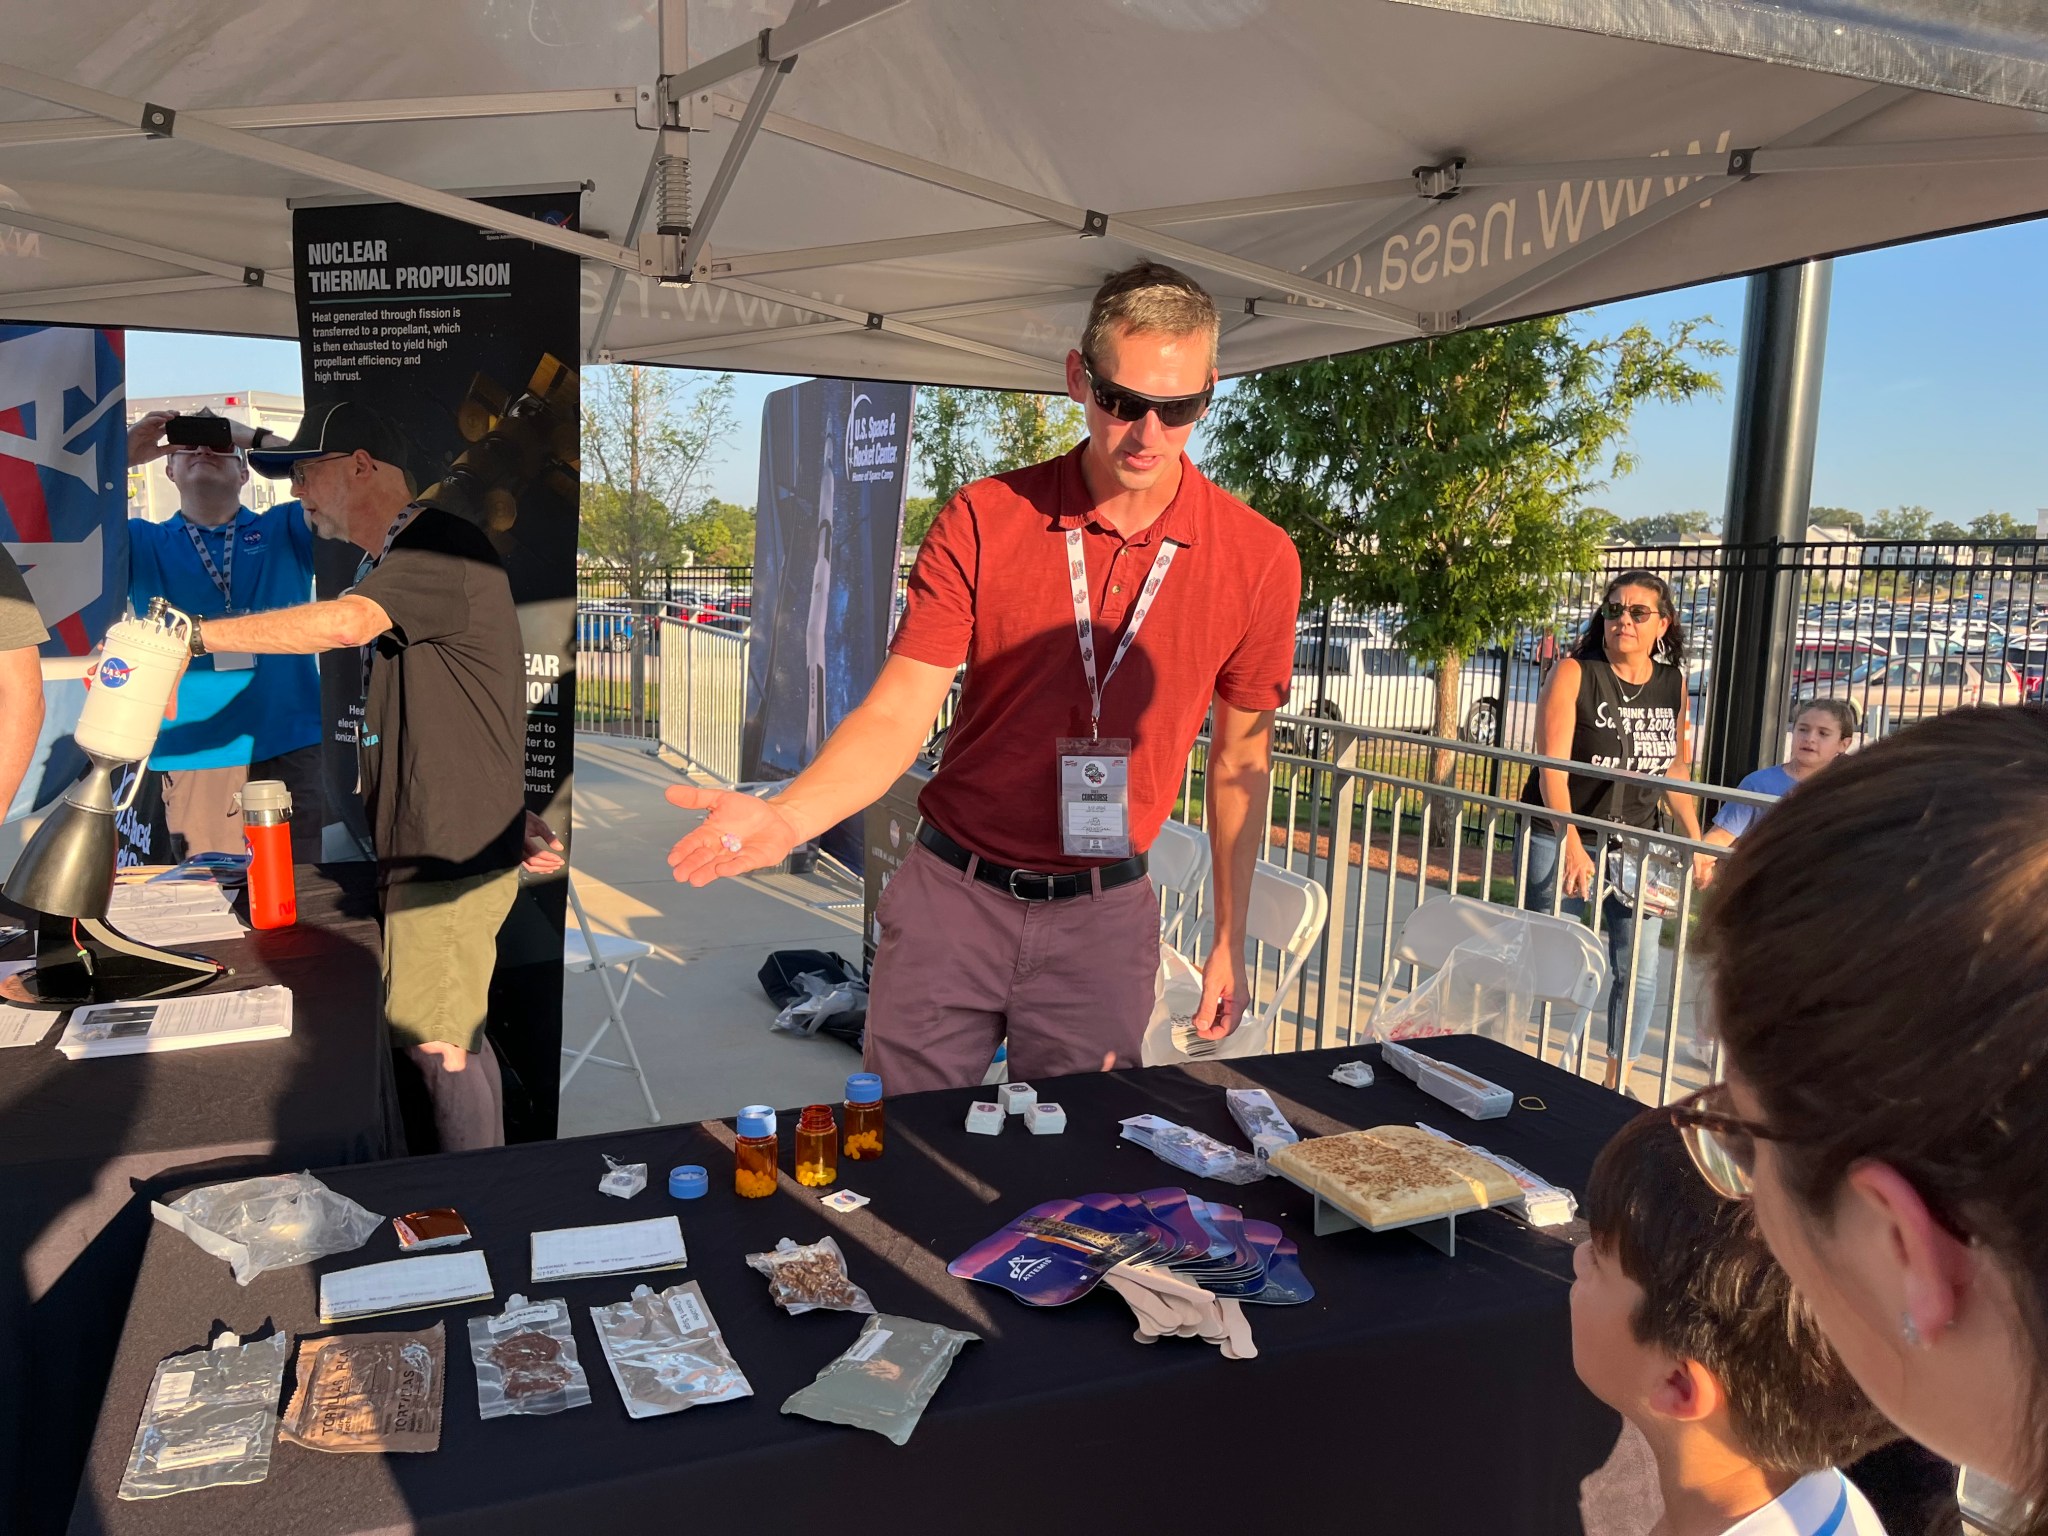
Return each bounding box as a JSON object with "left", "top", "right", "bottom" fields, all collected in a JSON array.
[{"left": 917, "top": 823, "right": 1148, "bottom": 902}]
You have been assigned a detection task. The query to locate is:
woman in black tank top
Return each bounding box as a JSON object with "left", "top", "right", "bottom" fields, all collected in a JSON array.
[{"left": 1519, "top": 570, "right": 1707, "bottom": 1088}]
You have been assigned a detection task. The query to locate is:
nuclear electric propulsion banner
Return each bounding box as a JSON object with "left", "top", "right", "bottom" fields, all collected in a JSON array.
[
  {"left": 745, "top": 379, "right": 913, "bottom": 875},
  {"left": 291, "top": 192, "right": 581, "bottom": 1140}
]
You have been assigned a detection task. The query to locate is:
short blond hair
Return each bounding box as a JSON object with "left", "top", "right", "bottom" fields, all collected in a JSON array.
[{"left": 1081, "top": 261, "right": 1220, "bottom": 372}]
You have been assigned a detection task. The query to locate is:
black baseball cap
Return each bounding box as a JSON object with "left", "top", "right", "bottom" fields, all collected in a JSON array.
[{"left": 249, "top": 400, "right": 412, "bottom": 480}]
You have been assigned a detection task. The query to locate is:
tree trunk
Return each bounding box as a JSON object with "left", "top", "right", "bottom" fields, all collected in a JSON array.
[{"left": 1428, "top": 646, "right": 1463, "bottom": 845}]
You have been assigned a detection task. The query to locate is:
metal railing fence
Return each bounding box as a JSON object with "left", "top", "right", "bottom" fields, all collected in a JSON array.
[{"left": 658, "top": 617, "right": 749, "bottom": 783}]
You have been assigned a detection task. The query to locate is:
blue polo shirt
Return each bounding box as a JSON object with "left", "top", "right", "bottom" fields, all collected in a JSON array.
[{"left": 127, "top": 502, "right": 322, "bottom": 770}]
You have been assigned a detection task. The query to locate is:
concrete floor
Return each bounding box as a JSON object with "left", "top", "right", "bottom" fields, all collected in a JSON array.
[{"left": 558, "top": 737, "right": 868, "bottom": 1136}]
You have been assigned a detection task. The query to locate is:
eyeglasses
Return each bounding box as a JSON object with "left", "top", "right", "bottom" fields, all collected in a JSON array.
[
  {"left": 1602, "top": 601, "right": 1660, "bottom": 625},
  {"left": 1669, "top": 1083, "right": 1778, "bottom": 1200},
  {"left": 288, "top": 452, "right": 348, "bottom": 490},
  {"left": 1082, "top": 362, "right": 1213, "bottom": 429}
]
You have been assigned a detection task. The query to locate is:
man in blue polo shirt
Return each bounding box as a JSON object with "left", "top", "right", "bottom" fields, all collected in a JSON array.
[{"left": 127, "top": 408, "right": 326, "bottom": 859}]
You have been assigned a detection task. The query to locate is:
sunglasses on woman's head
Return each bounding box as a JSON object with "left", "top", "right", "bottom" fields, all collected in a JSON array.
[
  {"left": 1602, "top": 601, "right": 1660, "bottom": 625},
  {"left": 1081, "top": 362, "right": 1213, "bottom": 429}
]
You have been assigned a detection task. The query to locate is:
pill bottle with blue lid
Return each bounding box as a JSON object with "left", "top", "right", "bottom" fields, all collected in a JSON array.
[
  {"left": 735, "top": 1104, "right": 778, "bottom": 1197},
  {"left": 843, "top": 1073, "right": 884, "bottom": 1161}
]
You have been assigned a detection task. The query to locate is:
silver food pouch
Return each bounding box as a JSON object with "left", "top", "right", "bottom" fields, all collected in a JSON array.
[
  {"left": 780, "top": 1314, "right": 979, "bottom": 1446},
  {"left": 118, "top": 1330, "right": 288, "bottom": 1500},
  {"left": 469, "top": 1295, "right": 592, "bottom": 1419},
  {"left": 590, "top": 1281, "right": 752, "bottom": 1419}
]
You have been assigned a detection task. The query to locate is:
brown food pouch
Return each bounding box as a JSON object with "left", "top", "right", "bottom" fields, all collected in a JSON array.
[{"left": 279, "top": 1323, "right": 446, "bottom": 1453}]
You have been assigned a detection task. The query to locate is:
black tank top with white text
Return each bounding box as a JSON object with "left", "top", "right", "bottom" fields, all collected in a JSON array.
[{"left": 1519, "top": 658, "right": 1684, "bottom": 828}]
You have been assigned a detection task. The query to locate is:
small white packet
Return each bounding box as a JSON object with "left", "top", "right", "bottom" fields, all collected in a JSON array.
[
  {"left": 599, "top": 1155, "right": 648, "bottom": 1199},
  {"left": 1330, "top": 1060, "right": 1375, "bottom": 1088}
]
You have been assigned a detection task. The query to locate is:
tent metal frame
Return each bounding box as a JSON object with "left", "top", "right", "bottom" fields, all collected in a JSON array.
[{"left": 4, "top": 12, "right": 2048, "bottom": 370}]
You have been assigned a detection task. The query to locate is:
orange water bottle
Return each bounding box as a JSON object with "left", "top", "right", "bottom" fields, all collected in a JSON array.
[{"left": 240, "top": 779, "right": 297, "bottom": 930}]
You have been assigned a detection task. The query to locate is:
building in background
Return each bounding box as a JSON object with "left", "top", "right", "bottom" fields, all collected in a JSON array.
[{"left": 125, "top": 391, "right": 303, "bottom": 524}]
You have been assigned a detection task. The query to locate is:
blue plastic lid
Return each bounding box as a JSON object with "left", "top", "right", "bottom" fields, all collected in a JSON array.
[
  {"left": 737, "top": 1104, "right": 777, "bottom": 1139},
  {"left": 845, "top": 1072, "right": 883, "bottom": 1104},
  {"left": 668, "top": 1164, "right": 708, "bottom": 1199}
]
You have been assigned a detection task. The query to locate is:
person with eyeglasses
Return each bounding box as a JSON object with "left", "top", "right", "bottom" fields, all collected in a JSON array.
[
  {"left": 668, "top": 261, "right": 1301, "bottom": 1092},
  {"left": 1518, "top": 570, "right": 1706, "bottom": 1090},
  {"left": 1672, "top": 706, "right": 2048, "bottom": 1536},
  {"left": 149, "top": 402, "right": 564, "bottom": 1153},
  {"left": 125, "top": 407, "right": 328, "bottom": 861}
]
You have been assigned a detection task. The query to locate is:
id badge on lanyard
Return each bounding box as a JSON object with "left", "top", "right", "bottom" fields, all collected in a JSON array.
[
  {"left": 183, "top": 522, "right": 255, "bottom": 671},
  {"left": 1057, "top": 527, "right": 1178, "bottom": 859}
]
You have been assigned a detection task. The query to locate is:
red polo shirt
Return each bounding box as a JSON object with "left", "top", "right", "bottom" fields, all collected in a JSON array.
[{"left": 890, "top": 444, "right": 1300, "bottom": 871}]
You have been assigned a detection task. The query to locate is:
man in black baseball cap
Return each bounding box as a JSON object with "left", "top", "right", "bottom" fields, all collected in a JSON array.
[
  {"left": 246, "top": 399, "right": 415, "bottom": 484},
  {"left": 175, "top": 397, "right": 562, "bottom": 1151}
]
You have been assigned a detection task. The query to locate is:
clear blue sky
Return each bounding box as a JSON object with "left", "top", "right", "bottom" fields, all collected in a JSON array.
[{"left": 127, "top": 215, "right": 2048, "bottom": 526}]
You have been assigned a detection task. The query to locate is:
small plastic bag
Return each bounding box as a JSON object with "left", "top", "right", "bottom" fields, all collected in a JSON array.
[
  {"left": 1118, "top": 1114, "right": 1267, "bottom": 1185},
  {"left": 1374, "top": 920, "right": 1540, "bottom": 1050},
  {"left": 469, "top": 1295, "right": 592, "bottom": 1419},
  {"left": 598, "top": 1155, "right": 647, "bottom": 1199},
  {"left": 780, "top": 1314, "right": 979, "bottom": 1446},
  {"left": 772, "top": 971, "right": 869, "bottom": 1037},
  {"left": 1607, "top": 836, "right": 1683, "bottom": 919},
  {"left": 745, "top": 1236, "right": 876, "bottom": 1315},
  {"left": 150, "top": 1172, "right": 383, "bottom": 1285},
  {"left": 119, "top": 1330, "right": 288, "bottom": 1501},
  {"left": 590, "top": 1281, "right": 752, "bottom": 1419},
  {"left": 1225, "top": 1089, "right": 1299, "bottom": 1162}
]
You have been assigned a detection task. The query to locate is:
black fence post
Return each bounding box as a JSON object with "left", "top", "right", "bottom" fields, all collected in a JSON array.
[{"left": 1708, "top": 259, "right": 1833, "bottom": 790}]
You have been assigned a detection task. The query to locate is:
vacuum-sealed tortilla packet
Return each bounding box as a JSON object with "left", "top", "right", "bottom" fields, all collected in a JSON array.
[
  {"left": 590, "top": 1281, "right": 751, "bottom": 1419},
  {"left": 780, "top": 1314, "right": 979, "bottom": 1446},
  {"left": 744, "top": 1237, "right": 876, "bottom": 1316},
  {"left": 118, "top": 1330, "right": 288, "bottom": 1501},
  {"left": 468, "top": 1295, "right": 591, "bottom": 1419},
  {"left": 1225, "top": 1089, "right": 1300, "bottom": 1162},
  {"left": 151, "top": 1172, "right": 382, "bottom": 1285},
  {"left": 279, "top": 1324, "right": 446, "bottom": 1453}
]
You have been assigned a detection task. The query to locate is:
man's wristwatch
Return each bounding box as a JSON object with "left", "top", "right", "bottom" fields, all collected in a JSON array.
[{"left": 188, "top": 616, "right": 207, "bottom": 658}]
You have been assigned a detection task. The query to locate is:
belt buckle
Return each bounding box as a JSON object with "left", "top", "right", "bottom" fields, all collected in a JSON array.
[{"left": 1006, "top": 868, "right": 1054, "bottom": 902}]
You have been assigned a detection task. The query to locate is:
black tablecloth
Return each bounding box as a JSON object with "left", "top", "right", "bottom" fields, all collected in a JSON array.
[
  {"left": 1, "top": 865, "right": 399, "bottom": 1536},
  {"left": 73, "top": 1038, "right": 1637, "bottom": 1536}
]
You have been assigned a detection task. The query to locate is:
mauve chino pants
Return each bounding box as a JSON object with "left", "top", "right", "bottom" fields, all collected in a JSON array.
[{"left": 864, "top": 842, "right": 1162, "bottom": 1093}]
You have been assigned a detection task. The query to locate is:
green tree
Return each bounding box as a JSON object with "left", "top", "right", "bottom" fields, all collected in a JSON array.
[
  {"left": 1608, "top": 510, "right": 1715, "bottom": 546},
  {"left": 1930, "top": 520, "right": 1970, "bottom": 542},
  {"left": 1808, "top": 506, "right": 1864, "bottom": 536},
  {"left": 1968, "top": 511, "right": 2032, "bottom": 544},
  {"left": 676, "top": 498, "right": 755, "bottom": 565},
  {"left": 987, "top": 391, "right": 1084, "bottom": 471},
  {"left": 580, "top": 366, "right": 737, "bottom": 596},
  {"left": 1867, "top": 505, "right": 1934, "bottom": 540},
  {"left": 902, "top": 495, "right": 941, "bottom": 549},
  {"left": 1207, "top": 315, "right": 1726, "bottom": 778},
  {"left": 912, "top": 387, "right": 990, "bottom": 509}
]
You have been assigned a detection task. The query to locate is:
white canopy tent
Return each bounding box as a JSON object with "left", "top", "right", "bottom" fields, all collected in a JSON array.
[{"left": 0, "top": 1, "right": 2044, "bottom": 387}]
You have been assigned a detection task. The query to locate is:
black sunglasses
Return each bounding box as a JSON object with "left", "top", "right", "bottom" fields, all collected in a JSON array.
[
  {"left": 1601, "top": 601, "right": 1662, "bottom": 625},
  {"left": 1082, "top": 361, "right": 1212, "bottom": 429}
]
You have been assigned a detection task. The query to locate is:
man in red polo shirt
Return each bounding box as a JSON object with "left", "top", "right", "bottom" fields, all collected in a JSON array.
[{"left": 668, "top": 262, "right": 1300, "bottom": 1091}]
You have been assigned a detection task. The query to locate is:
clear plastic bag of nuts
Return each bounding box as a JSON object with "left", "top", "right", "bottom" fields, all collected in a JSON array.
[{"left": 744, "top": 1236, "right": 876, "bottom": 1316}]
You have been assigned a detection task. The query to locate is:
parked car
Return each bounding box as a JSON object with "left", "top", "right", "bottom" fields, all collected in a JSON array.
[
  {"left": 1791, "top": 637, "right": 1888, "bottom": 691},
  {"left": 1284, "top": 637, "right": 1500, "bottom": 744},
  {"left": 1808, "top": 654, "right": 2025, "bottom": 735},
  {"left": 2005, "top": 641, "right": 2048, "bottom": 702},
  {"left": 578, "top": 604, "right": 638, "bottom": 651}
]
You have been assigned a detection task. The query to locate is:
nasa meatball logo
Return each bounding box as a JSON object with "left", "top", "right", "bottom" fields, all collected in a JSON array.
[
  {"left": 1082, "top": 760, "right": 1107, "bottom": 787},
  {"left": 241, "top": 528, "right": 264, "bottom": 549},
  {"left": 888, "top": 819, "right": 902, "bottom": 850},
  {"left": 98, "top": 658, "right": 132, "bottom": 688}
]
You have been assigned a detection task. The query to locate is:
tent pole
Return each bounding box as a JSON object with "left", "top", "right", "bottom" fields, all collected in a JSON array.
[{"left": 1707, "top": 259, "right": 1833, "bottom": 788}]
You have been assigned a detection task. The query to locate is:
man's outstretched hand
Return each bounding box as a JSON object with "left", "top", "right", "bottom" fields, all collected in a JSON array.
[{"left": 665, "top": 784, "right": 802, "bottom": 885}]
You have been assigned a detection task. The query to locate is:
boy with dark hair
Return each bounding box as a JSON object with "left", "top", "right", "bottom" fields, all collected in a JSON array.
[{"left": 1572, "top": 1111, "right": 1896, "bottom": 1535}]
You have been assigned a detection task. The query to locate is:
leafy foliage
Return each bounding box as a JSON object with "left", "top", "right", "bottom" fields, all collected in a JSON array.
[
  {"left": 1609, "top": 510, "right": 1716, "bottom": 546},
  {"left": 911, "top": 386, "right": 1084, "bottom": 514},
  {"left": 1206, "top": 316, "right": 1726, "bottom": 750},
  {"left": 580, "top": 366, "right": 738, "bottom": 594}
]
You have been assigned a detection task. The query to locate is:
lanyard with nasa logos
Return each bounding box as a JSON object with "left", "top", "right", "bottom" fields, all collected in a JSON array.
[
  {"left": 1064, "top": 526, "right": 1179, "bottom": 740},
  {"left": 181, "top": 519, "right": 236, "bottom": 605}
]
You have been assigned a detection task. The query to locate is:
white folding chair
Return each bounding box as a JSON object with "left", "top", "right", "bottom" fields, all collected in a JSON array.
[
  {"left": 1142, "top": 859, "right": 1330, "bottom": 1065},
  {"left": 1361, "top": 893, "right": 1608, "bottom": 1058},
  {"left": 560, "top": 876, "right": 661, "bottom": 1123},
  {"left": 1148, "top": 818, "right": 1212, "bottom": 948}
]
